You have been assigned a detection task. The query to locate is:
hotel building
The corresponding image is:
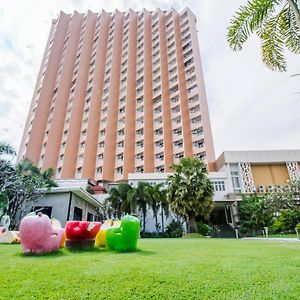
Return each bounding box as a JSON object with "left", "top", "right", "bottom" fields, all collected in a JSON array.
[{"left": 18, "top": 7, "right": 215, "bottom": 181}]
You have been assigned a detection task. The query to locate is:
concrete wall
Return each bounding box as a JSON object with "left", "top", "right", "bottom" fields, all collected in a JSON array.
[
  {"left": 68, "top": 193, "right": 97, "bottom": 222},
  {"left": 26, "top": 191, "right": 98, "bottom": 227}
]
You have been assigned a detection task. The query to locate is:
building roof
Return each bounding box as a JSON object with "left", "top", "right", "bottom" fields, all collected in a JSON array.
[
  {"left": 47, "top": 186, "right": 101, "bottom": 208},
  {"left": 216, "top": 150, "right": 300, "bottom": 170}
]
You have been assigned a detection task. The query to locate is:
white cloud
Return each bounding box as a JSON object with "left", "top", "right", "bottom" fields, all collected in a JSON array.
[{"left": 0, "top": 0, "right": 299, "bottom": 158}]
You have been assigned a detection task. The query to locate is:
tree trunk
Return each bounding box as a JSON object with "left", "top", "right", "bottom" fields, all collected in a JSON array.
[
  {"left": 155, "top": 214, "right": 159, "bottom": 236},
  {"left": 161, "top": 208, "right": 164, "bottom": 233},
  {"left": 143, "top": 211, "right": 146, "bottom": 233},
  {"left": 188, "top": 215, "right": 198, "bottom": 233},
  {"left": 288, "top": 0, "right": 300, "bottom": 31}
]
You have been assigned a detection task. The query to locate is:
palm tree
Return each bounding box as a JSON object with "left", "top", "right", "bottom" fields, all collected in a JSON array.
[
  {"left": 0, "top": 142, "right": 16, "bottom": 157},
  {"left": 167, "top": 157, "right": 214, "bottom": 233},
  {"left": 133, "top": 182, "right": 150, "bottom": 233},
  {"left": 227, "top": 0, "right": 300, "bottom": 72},
  {"left": 16, "top": 158, "right": 57, "bottom": 188},
  {"left": 106, "top": 183, "right": 134, "bottom": 219},
  {"left": 145, "top": 183, "right": 165, "bottom": 235},
  {"left": 160, "top": 189, "right": 169, "bottom": 233}
]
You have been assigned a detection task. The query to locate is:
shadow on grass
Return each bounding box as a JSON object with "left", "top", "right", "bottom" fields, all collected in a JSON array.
[
  {"left": 13, "top": 246, "right": 155, "bottom": 258},
  {"left": 17, "top": 249, "right": 67, "bottom": 258},
  {"left": 107, "top": 248, "right": 156, "bottom": 255}
]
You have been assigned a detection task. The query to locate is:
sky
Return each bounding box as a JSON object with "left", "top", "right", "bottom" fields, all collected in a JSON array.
[{"left": 0, "top": 0, "right": 299, "bottom": 159}]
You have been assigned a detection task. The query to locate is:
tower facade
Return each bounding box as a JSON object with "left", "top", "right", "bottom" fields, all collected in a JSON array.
[{"left": 18, "top": 8, "right": 215, "bottom": 181}]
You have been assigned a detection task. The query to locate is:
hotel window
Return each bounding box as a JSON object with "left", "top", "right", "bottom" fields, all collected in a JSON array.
[
  {"left": 187, "top": 84, "right": 197, "bottom": 94},
  {"left": 212, "top": 181, "right": 226, "bottom": 192},
  {"left": 153, "top": 95, "right": 161, "bottom": 105},
  {"left": 191, "top": 116, "right": 201, "bottom": 123},
  {"left": 181, "top": 27, "right": 190, "bottom": 37},
  {"left": 116, "top": 167, "right": 123, "bottom": 175},
  {"left": 169, "top": 84, "right": 178, "bottom": 94},
  {"left": 136, "top": 153, "right": 144, "bottom": 160},
  {"left": 135, "top": 166, "right": 144, "bottom": 173},
  {"left": 155, "top": 140, "right": 163, "bottom": 148},
  {"left": 117, "top": 141, "right": 124, "bottom": 147},
  {"left": 136, "top": 128, "right": 144, "bottom": 137},
  {"left": 174, "top": 139, "right": 183, "bottom": 148},
  {"left": 193, "top": 140, "right": 204, "bottom": 148},
  {"left": 155, "top": 152, "right": 164, "bottom": 161},
  {"left": 173, "top": 128, "right": 182, "bottom": 136},
  {"left": 194, "top": 152, "right": 206, "bottom": 160},
  {"left": 230, "top": 171, "right": 241, "bottom": 192},
  {"left": 182, "top": 34, "right": 191, "bottom": 43},
  {"left": 174, "top": 152, "right": 184, "bottom": 159},
  {"left": 189, "top": 104, "right": 200, "bottom": 114},
  {"left": 136, "top": 140, "right": 144, "bottom": 148},
  {"left": 192, "top": 127, "right": 203, "bottom": 135},
  {"left": 117, "top": 153, "right": 124, "bottom": 161},
  {"left": 155, "top": 166, "right": 165, "bottom": 173}
]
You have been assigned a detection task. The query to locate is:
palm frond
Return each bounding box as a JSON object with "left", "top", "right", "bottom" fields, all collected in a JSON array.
[
  {"left": 0, "top": 142, "right": 16, "bottom": 156},
  {"left": 227, "top": 0, "right": 282, "bottom": 51},
  {"left": 280, "top": 6, "right": 300, "bottom": 53},
  {"left": 261, "top": 14, "right": 287, "bottom": 71}
]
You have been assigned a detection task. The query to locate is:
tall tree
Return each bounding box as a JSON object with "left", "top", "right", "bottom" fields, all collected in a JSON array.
[
  {"left": 227, "top": 0, "right": 300, "bottom": 71},
  {"left": 145, "top": 183, "right": 165, "bottom": 234},
  {"left": 105, "top": 183, "right": 134, "bottom": 219},
  {"left": 167, "top": 158, "right": 214, "bottom": 233},
  {"left": 132, "top": 182, "right": 150, "bottom": 233},
  {"left": 16, "top": 158, "right": 57, "bottom": 188},
  {"left": 0, "top": 146, "right": 58, "bottom": 228},
  {"left": 0, "top": 142, "right": 16, "bottom": 156},
  {"left": 160, "top": 188, "right": 169, "bottom": 233}
]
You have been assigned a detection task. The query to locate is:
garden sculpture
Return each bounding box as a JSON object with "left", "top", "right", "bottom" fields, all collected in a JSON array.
[
  {"left": 0, "top": 231, "right": 20, "bottom": 244},
  {"left": 65, "top": 220, "right": 101, "bottom": 249},
  {"left": 95, "top": 219, "right": 121, "bottom": 247},
  {"left": 19, "top": 212, "right": 64, "bottom": 254},
  {"left": 106, "top": 215, "right": 140, "bottom": 251},
  {"left": 0, "top": 211, "right": 10, "bottom": 232}
]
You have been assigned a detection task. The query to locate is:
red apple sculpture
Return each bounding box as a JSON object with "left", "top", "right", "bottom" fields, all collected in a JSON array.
[{"left": 65, "top": 221, "right": 101, "bottom": 250}]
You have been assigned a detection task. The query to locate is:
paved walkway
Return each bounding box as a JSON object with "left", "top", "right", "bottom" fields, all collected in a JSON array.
[{"left": 242, "top": 237, "right": 299, "bottom": 243}]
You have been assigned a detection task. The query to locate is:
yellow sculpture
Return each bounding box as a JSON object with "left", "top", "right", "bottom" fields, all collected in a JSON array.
[{"left": 95, "top": 220, "right": 121, "bottom": 247}]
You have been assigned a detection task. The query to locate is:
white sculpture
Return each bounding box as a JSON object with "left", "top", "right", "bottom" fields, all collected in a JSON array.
[{"left": 0, "top": 211, "right": 10, "bottom": 232}]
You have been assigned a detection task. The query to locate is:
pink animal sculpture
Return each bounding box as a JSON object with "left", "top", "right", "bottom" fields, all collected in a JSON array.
[{"left": 20, "top": 212, "right": 64, "bottom": 255}]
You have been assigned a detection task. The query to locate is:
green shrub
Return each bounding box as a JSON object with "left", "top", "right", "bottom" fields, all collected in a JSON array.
[
  {"left": 197, "top": 221, "right": 212, "bottom": 236},
  {"left": 296, "top": 223, "right": 300, "bottom": 232},
  {"left": 182, "top": 233, "right": 205, "bottom": 239},
  {"left": 166, "top": 219, "right": 183, "bottom": 238},
  {"left": 273, "top": 209, "right": 300, "bottom": 232}
]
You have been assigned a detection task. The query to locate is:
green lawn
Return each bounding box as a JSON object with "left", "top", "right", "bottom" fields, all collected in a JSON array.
[
  {"left": 1, "top": 239, "right": 300, "bottom": 299},
  {"left": 256, "top": 233, "right": 298, "bottom": 239}
]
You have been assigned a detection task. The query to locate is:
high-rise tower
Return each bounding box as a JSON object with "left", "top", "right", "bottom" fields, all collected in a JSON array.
[{"left": 18, "top": 8, "right": 215, "bottom": 181}]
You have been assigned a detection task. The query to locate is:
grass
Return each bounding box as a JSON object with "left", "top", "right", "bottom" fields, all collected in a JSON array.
[
  {"left": 1, "top": 239, "right": 300, "bottom": 299},
  {"left": 256, "top": 233, "right": 298, "bottom": 239}
]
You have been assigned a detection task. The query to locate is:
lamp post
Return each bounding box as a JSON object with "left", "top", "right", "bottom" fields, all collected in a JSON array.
[{"left": 264, "top": 226, "right": 269, "bottom": 240}]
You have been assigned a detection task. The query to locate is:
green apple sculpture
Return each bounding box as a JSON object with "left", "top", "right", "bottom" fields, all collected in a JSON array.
[{"left": 106, "top": 215, "right": 140, "bottom": 252}]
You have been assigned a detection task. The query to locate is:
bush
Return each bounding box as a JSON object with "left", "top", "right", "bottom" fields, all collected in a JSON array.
[
  {"left": 166, "top": 219, "right": 183, "bottom": 238},
  {"left": 296, "top": 223, "right": 300, "bottom": 232},
  {"left": 272, "top": 209, "right": 300, "bottom": 232},
  {"left": 197, "top": 221, "right": 212, "bottom": 236},
  {"left": 182, "top": 233, "right": 205, "bottom": 239}
]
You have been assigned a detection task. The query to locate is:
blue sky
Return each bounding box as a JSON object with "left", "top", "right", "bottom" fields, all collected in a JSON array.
[{"left": 0, "top": 0, "right": 299, "bottom": 159}]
